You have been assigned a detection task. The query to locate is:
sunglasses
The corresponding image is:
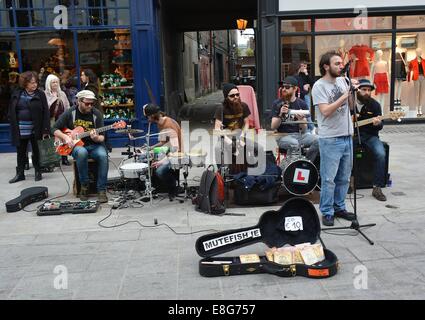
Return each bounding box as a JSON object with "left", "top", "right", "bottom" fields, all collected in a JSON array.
[
  {"left": 228, "top": 93, "right": 240, "bottom": 98},
  {"left": 82, "top": 101, "right": 94, "bottom": 106},
  {"left": 281, "top": 85, "right": 294, "bottom": 90}
]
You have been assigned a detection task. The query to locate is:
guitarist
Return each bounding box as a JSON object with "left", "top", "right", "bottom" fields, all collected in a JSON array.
[
  {"left": 53, "top": 90, "right": 109, "bottom": 203},
  {"left": 355, "top": 79, "right": 387, "bottom": 202}
]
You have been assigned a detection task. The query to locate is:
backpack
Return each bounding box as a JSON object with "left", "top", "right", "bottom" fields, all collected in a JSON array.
[{"left": 195, "top": 166, "right": 225, "bottom": 215}]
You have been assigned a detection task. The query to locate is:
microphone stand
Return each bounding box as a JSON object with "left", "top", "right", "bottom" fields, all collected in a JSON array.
[{"left": 321, "top": 62, "right": 376, "bottom": 245}]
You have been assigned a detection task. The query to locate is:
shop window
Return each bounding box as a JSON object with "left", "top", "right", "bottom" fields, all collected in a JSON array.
[
  {"left": 395, "top": 32, "right": 425, "bottom": 118},
  {"left": 397, "top": 15, "right": 425, "bottom": 29},
  {"left": 77, "top": 29, "right": 135, "bottom": 120},
  {"left": 315, "top": 16, "right": 392, "bottom": 32},
  {"left": 315, "top": 33, "right": 392, "bottom": 114},
  {"left": 281, "top": 19, "right": 311, "bottom": 33},
  {"left": 19, "top": 31, "right": 76, "bottom": 90},
  {"left": 281, "top": 35, "right": 312, "bottom": 79},
  {"left": 0, "top": 32, "right": 18, "bottom": 124}
]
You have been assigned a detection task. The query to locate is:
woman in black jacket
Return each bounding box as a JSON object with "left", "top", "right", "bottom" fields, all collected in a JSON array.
[{"left": 8, "top": 71, "right": 50, "bottom": 183}]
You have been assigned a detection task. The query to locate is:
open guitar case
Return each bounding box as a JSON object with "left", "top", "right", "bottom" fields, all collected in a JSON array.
[{"left": 195, "top": 197, "right": 339, "bottom": 279}]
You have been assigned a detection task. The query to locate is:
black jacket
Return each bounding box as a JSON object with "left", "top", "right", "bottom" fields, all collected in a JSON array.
[
  {"left": 356, "top": 98, "right": 383, "bottom": 137},
  {"left": 8, "top": 88, "right": 50, "bottom": 147}
]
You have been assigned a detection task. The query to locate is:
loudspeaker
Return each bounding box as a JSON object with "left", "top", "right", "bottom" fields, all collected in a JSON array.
[{"left": 354, "top": 141, "right": 389, "bottom": 189}]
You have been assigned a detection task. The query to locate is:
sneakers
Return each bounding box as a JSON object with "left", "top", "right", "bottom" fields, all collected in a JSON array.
[
  {"left": 322, "top": 215, "right": 335, "bottom": 227},
  {"left": 98, "top": 191, "right": 108, "bottom": 204},
  {"left": 372, "top": 187, "right": 387, "bottom": 202},
  {"left": 335, "top": 210, "right": 356, "bottom": 221},
  {"left": 79, "top": 185, "right": 89, "bottom": 201}
]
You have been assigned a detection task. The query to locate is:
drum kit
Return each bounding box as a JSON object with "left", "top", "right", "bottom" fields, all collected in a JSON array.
[
  {"left": 113, "top": 126, "right": 207, "bottom": 205},
  {"left": 273, "top": 120, "right": 320, "bottom": 196}
]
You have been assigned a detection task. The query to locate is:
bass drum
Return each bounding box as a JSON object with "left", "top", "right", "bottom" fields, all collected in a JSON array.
[{"left": 281, "top": 158, "right": 319, "bottom": 196}]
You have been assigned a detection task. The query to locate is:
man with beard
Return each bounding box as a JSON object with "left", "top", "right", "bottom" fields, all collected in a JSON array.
[
  {"left": 214, "top": 83, "right": 251, "bottom": 169},
  {"left": 312, "top": 51, "right": 359, "bottom": 227},
  {"left": 354, "top": 79, "right": 387, "bottom": 202},
  {"left": 271, "top": 76, "right": 319, "bottom": 162}
]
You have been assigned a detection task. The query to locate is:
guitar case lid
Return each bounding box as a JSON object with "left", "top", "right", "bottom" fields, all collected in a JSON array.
[{"left": 196, "top": 197, "right": 321, "bottom": 258}]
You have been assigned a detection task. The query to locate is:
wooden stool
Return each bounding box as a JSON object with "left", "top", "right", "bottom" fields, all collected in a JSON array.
[{"left": 73, "top": 159, "right": 99, "bottom": 196}]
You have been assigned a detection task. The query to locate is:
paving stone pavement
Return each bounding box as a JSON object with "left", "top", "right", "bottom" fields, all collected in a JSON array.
[{"left": 0, "top": 123, "right": 425, "bottom": 300}]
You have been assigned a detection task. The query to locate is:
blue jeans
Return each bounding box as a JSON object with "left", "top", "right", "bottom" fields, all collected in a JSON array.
[
  {"left": 72, "top": 144, "right": 108, "bottom": 192},
  {"left": 358, "top": 135, "right": 386, "bottom": 187},
  {"left": 155, "top": 160, "right": 177, "bottom": 193},
  {"left": 319, "top": 136, "right": 353, "bottom": 217}
]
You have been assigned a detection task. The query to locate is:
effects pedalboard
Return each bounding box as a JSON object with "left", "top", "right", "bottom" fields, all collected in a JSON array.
[{"left": 37, "top": 200, "right": 100, "bottom": 216}]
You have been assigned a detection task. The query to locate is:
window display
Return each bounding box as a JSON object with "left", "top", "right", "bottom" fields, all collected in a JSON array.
[
  {"left": 0, "top": 32, "right": 18, "bottom": 123},
  {"left": 396, "top": 32, "right": 425, "bottom": 117},
  {"left": 315, "top": 34, "right": 392, "bottom": 115},
  {"left": 77, "top": 28, "right": 134, "bottom": 121}
]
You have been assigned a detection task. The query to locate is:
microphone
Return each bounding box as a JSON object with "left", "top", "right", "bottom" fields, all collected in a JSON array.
[
  {"left": 342, "top": 61, "right": 350, "bottom": 75},
  {"left": 288, "top": 109, "right": 310, "bottom": 117}
]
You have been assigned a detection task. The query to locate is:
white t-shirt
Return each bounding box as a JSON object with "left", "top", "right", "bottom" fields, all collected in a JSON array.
[{"left": 312, "top": 77, "right": 354, "bottom": 138}]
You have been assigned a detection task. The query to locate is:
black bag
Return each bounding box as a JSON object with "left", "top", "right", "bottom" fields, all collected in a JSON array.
[
  {"left": 37, "top": 136, "right": 61, "bottom": 168},
  {"left": 194, "top": 166, "right": 225, "bottom": 215},
  {"left": 195, "top": 197, "right": 339, "bottom": 279}
]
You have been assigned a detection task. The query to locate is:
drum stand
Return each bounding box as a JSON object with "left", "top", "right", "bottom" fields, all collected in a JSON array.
[{"left": 321, "top": 70, "right": 376, "bottom": 245}]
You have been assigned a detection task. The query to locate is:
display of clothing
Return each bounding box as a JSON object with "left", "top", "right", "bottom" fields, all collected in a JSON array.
[
  {"left": 373, "top": 73, "right": 389, "bottom": 94},
  {"left": 408, "top": 57, "right": 425, "bottom": 81},
  {"left": 349, "top": 45, "right": 375, "bottom": 77},
  {"left": 337, "top": 48, "right": 349, "bottom": 65},
  {"left": 395, "top": 51, "right": 407, "bottom": 81}
]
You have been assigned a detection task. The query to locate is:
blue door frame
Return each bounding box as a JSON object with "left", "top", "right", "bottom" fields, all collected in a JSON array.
[{"left": 0, "top": 0, "right": 162, "bottom": 152}]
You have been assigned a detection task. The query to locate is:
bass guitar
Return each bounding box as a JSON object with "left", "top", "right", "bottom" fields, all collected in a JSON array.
[{"left": 55, "top": 120, "right": 126, "bottom": 156}]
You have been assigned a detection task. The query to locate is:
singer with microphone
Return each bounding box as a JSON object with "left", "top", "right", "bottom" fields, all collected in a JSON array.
[
  {"left": 271, "top": 76, "right": 319, "bottom": 162},
  {"left": 311, "top": 51, "right": 359, "bottom": 227}
]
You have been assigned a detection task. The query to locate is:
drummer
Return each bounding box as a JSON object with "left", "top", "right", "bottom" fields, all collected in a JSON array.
[
  {"left": 143, "top": 103, "right": 182, "bottom": 199},
  {"left": 271, "top": 76, "right": 319, "bottom": 162}
]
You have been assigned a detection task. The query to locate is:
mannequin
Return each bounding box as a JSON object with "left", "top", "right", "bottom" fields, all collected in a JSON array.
[
  {"left": 372, "top": 50, "right": 389, "bottom": 107},
  {"left": 394, "top": 38, "right": 407, "bottom": 106},
  {"left": 349, "top": 44, "right": 375, "bottom": 78},
  {"left": 337, "top": 39, "right": 349, "bottom": 65},
  {"left": 408, "top": 48, "right": 425, "bottom": 116}
]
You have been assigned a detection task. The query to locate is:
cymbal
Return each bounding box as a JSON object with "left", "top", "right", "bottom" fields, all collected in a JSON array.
[
  {"left": 169, "top": 152, "right": 187, "bottom": 158},
  {"left": 210, "top": 129, "right": 242, "bottom": 137},
  {"left": 283, "top": 121, "right": 317, "bottom": 125},
  {"left": 116, "top": 128, "right": 144, "bottom": 134},
  {"left": 266, "top": 131, "right": 289, "bottom": 137}
]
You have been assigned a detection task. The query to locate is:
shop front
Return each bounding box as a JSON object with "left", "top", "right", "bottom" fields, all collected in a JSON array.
[
  {"left": 258, "top": 0, "right": 425, "bottom": 123},
  {"left": 0, "top": 0, "right": 161, "bottom": 152}
]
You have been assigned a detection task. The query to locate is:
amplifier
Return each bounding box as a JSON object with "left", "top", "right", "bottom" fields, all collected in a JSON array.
[
  {"left": 354, "top": 141, "right": 390, "bottom": 189},
  {"left": 6, "top": 187, "right": 49, "bottom": 213}
]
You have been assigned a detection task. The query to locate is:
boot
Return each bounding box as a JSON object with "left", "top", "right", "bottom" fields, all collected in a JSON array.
[
  {"left": 61, "top": 156, "right": 71, "bottom": 166},
  {"left": 9, "top": 167, "right": 25, "bottom": 184},
  {"left": 35, "top": 168, "right": 42, "bottom": 181},
  {"left": 32, "top": 156, "right": 42, "bottom": 181},
  {"left": 79, "top": 184, "right": 89, "bottom": 201}
]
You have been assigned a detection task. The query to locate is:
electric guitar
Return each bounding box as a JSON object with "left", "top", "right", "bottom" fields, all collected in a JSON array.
[
  {"left": 55, "top": 121, "right": 126, "bottom": 156},
  {"left": 354, "top": 111, "right": 405, "bottom": 128}
]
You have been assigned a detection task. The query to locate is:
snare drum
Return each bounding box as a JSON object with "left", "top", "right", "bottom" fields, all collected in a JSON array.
[
  {"left": 281, "top": 157, "right": 319, "bottom": 196},
  {"left": 168, "top": 152, "right": 190, "bottom": 170},
  {"left": 119, "top": 161, "right": 149, "bottom": 179}
]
